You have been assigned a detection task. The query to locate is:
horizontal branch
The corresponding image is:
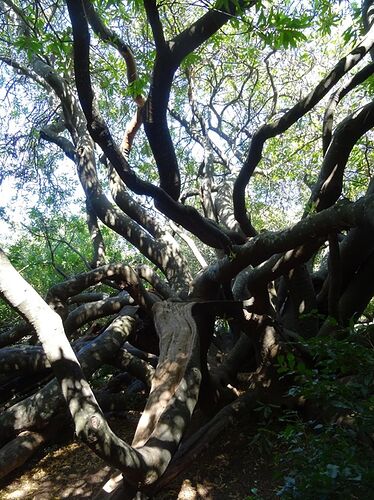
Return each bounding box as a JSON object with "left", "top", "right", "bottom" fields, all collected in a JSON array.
[
  {"left": 0, "top": 345, "right": 48, "bottom": 373},
  {"left": 193, "top": 194, "right": 374, "bottom": 296},
  {"left": 46, "top": 263, "right": 149, "bottom": 312},
  {"left": 64, "top": 294, "right": 133, "bottom": 335}
]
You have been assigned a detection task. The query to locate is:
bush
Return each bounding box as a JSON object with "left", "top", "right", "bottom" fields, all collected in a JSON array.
[{"left": 275, "top": 331, "right": 374, "bottom": 498}]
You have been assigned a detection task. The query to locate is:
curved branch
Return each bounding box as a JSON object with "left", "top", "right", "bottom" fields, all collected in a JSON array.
[
  {"left": 33, "top": 56, "right": 189, "bottom": 287},
  {"left": 0, "top": 252, "right": 204, "bottom": 490},
  {"left": 309, "top": 100, "right": 374, "bottom": 212},
  {"left": 115, "top": 348, "right": 155, "bottom": 390},
  {"left": 107, "top": 164, "right": 163, "bottom": 239},
  {"left": 82, "top": 0, "right": 144, "bottom": 106},
  {"left": 66, "top": 0, "right": 233, "bottom": 252},
  {"left": 0, "top": 252, "right": 145, "bottom": 484},
  {"left": 136, "top": 264, "right": 175, "bottom": 299},
  {"left": 0, "top": 305, "right": 138, "bottom": 446},
  {"left": 322, "top": 61, "right": 374, "bottom": 155},
  {"left": 192, "top": 194, "right": 374, "bottom": 296},
  {"left": 40, "top": 125, "right": 76, "bottom": 161},
  {"left": 215, "top": 181, "right": 247, "bottom": 237},
  {"left": 363, "top": 0, "right": 374, "bottom": 60},
  {"left": 64, "top": 294, "right": 133, "bottom": 335},
  {"left": 143, "top": 0, "right": 255, "bottom": 200},
  {"left": 233, "top": 22, "right": 374, "bottom": 235},
  {"left": 46, "top": 263, "right": 149, "bottom": 312}
]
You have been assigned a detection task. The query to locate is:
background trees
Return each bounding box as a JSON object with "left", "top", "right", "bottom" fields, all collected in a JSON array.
[{"left": 1, "top": 0, "right": 374, "bottom": 498}]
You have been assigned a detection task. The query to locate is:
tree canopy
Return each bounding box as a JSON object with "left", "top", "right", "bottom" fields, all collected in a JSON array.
[{"left": 1, "top": 0, "right": 374, "bottom": 498}]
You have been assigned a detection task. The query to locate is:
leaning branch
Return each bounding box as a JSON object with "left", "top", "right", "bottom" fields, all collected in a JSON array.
[
  {"left": 170, "top": 0, "right": 255, "bottom": 63},
  {"left": 144, "top": 0, "right": 166, "bottom": 51},
  {"left": 192, "top": 194, "right": 374, "bottom": 297},
  {"left": 322, "top": 61, "right": 374, "bottom": 155},
  {"left": 40, "top": 125, "right": 76, "bottom": 161},
  {"left": 0, "top": 56, "right": 51, "bottom": 91},
  {"left": 309, "top": 100, "right": 374, "bottom": 212},
  {"left": 142, "top": 0, "right": 255, "bottom": 200},
  {"left": 66, "top": 0, "right": 233, "bottom": 252},
  {"left": 0, "top": 250, "right": 204, "bottom": 490},
  {"left": 0, "top": 249, "right": 146, "bottom": 485},
  {"left": 82, "top": 0, "right": 144, "bottom": 106},
  {"left": 233, "top": 22, "right": 374, "bottom": 235}
]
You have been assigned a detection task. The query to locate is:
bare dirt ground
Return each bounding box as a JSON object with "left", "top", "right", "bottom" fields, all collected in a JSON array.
[{"left": 0, "top": 411, "right": 279, "bottom": 500}]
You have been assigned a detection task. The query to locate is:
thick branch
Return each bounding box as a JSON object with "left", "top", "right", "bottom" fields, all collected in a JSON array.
[
  {"left": 309, "top": 100, "right": 374, "bottom": 212},
  {"left": 144, "top": 0, "right": 166, "bottom": 51},
  {"left": 327, "top": 232, "right": 341, "bottom": 320},
  {"left": 46, "top": 263, "right": 149, "bottom": 312},
  {"left": 171, "top": 0, "right": 253, "bottom": 63},
  {"left": 136, "top": 264, "right": 176, "bottom": 299},
  {"left": 66, "top": 0, "right": 233, "bottom": 252},
  {"left": 0, "top": 307, "right": 138, "bottom": 445},
  {"left": 115, "top": 348, "right": 155, "bottom": 389},
  {"left": 85, "top": 198, "right": 107, "bottom": 267},
  {"left": 64, "top": 294, "right": 133, "bottom": 335},
  {"left": 322, "top": 61, "right": 374, "bottom": 155},
  {"left": 234, "top": 22, "right": 374, "bottom": 234},
  {"left": 339, "top": 249, "right": 374, "bottom": 324},
  {"left": 0, "top": 345, "right": 49, "bottom": 373},
  {"left": 193, "top": 194, "right": 374, "bottom": 296},
  {"left": 363, "top": 0, "right": 374, "bottom": 60}
]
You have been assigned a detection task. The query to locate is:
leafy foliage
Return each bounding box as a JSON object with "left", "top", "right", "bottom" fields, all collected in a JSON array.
[
  {"left": 274, "top": 332, "right": 374, "bottom": 498},
  {"left": 0, "top": 210, "right": 128, "bottom": 327}
]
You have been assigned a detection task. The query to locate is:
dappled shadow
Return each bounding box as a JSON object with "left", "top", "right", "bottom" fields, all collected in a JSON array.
[
  {"left": 1, "top": 414, "right": 280, "bottom": 499},
  {"left": 0, "top": 412, "right": 140, "bottom": 500}
]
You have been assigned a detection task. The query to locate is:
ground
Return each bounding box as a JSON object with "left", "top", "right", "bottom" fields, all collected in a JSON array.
[{"left": 0, "top": 410, "right": 279, "bottom": 499}]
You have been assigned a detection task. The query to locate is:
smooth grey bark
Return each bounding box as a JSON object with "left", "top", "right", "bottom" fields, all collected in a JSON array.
[
  {"left": 192, "top": 194, "right": 374, "bottom": 299},
  {"left": 86, "top": 198, "right": 107, "bottom": 267},
  {"left": 0, "top": 305, "right": 138, "bottom": 445},
  {"left": 0, "top": 250, "right": 204, "bottom": 491},
  {"left": 64, "top": 294, "right": 133, "bottom": 335}
]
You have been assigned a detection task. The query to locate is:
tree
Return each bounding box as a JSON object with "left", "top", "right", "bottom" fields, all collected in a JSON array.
[{"left": 1, "top": 0, "right": 374, "bottom": 497}]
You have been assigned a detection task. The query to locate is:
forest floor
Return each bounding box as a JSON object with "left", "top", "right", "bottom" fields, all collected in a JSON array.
[{"left": 0, "top": 409, "right": 280, "bottom": 499}]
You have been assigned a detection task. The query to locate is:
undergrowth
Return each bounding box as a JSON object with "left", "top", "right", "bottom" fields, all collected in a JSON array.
[{"left": 248, "top": 328, "right": 374, "bottom": 499}]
